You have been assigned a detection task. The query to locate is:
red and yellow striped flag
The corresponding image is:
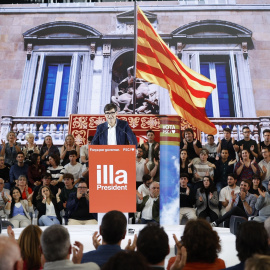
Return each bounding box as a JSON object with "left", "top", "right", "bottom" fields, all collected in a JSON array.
[{"left": 136, "top": 6, "right": 217, "bottom": 135}]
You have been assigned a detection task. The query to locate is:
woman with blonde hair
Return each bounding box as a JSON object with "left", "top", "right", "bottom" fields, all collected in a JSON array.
[
  {"left": 0, "top": 131, "right": 21, "bottom": 166},
  {"left": 60, "top": 134, "right": 80, "bottom": 166},
  {"left": 22, "top": 133, "right": 39, "bottom": 163}
]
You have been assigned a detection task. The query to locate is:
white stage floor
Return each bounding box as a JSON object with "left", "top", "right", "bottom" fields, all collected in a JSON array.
[{"left": 1, "top": 224, "right": 239, "bottom": 268}]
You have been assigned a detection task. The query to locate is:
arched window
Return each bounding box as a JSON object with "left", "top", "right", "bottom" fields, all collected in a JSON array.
[
  {"left": 171, "top": 20, "right": 254, "bottom": 118},
  {"left": 18, "top": 21, "right": 101, "bottom": 117}
]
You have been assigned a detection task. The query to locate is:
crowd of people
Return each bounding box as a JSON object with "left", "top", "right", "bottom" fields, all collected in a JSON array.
[
  {"left": 1, "top": 210, "right": 270, "bottom": 270},
  {"left": 0, "top": 112, "right": 270, "bottom": 269},
  {"left": 136, "top": 127, "right": 270, "bottom": 227}
]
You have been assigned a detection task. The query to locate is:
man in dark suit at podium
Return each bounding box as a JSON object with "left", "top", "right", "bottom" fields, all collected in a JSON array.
[{"left": 92, "top": 103, "right": 137, "bottom": 146}]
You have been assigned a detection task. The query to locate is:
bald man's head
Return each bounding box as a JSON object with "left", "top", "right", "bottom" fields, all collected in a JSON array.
[{"left": 0, "top": 236, "right": 22, "bottom": 270}]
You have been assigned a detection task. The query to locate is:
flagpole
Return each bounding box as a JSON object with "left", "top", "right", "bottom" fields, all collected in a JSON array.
[{"left": 132, "top": 0, "right": 137, "bottom": 114}]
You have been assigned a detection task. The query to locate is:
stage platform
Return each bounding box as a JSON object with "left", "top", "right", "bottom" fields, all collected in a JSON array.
[{"left": 1, "top": 224, "right": 239, "bottom": 268}]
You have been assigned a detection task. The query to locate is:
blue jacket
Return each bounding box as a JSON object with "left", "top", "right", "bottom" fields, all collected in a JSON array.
[
  {"left": 81, "top": 244, "right": 122, "bottom": 267},
  {"left": 92, "top": 119, "right": 137, "bottom": 146}
]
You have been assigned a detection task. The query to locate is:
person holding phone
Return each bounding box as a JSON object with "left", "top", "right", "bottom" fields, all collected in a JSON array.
[{"left": 66, "top": 180, "right": 97, "bottom": 225}]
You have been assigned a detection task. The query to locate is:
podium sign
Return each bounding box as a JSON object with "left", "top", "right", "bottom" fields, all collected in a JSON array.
[{"left": 88, "top": 145, "right": 136, "bottom": 213}]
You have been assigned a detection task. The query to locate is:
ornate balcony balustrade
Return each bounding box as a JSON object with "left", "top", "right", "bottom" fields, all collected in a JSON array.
[{"left": 0, "top": 115, "right": 269, "bottom": 146}]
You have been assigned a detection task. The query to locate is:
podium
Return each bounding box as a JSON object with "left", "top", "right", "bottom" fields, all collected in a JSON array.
[{"left": 88, "top": 145, "right": 136, "bottom": 213}]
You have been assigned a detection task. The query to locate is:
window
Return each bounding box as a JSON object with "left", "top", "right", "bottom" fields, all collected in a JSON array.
[
  {"left": 200, "top": 56, "right": 234, "bottom": 118},
  {"left": 172, "top": 20, "right": 255, "bottom": 118},
  {"left": 38, "top": 57, "right": 71, "bottom": 117}
]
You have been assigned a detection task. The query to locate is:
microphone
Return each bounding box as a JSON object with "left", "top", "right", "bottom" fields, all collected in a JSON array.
[
  {"left": 118, "top": 127, "right": 135, "bottom": 146},
  {"left": 91, "top": 127, "right": 109, "bottom": 145}
]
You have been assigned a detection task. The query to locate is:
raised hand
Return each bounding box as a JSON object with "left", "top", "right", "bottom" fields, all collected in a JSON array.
[
  {"left": 262, "top": 165, "right": 267, "bottom": 173},
  {"left": 72, "top": 241, "right": 84, "bottom": 264},
  {"left": 193, "top": 139, "right": 197, "bottom": 145},
  {"left": 258, "top": 188, "right": 266, "bottom": 198},
  {"left": 153, "top": 158, "right": 159, "bottom": 166},
  {"left": 183, "top": 138, "right": 187, "bottom": 145},
  {"left": 56, "top": 188, "right": 61, "bottom": 197},
  {"left": 250, "top": 145, "right": 254, "bottom": 152},
  {"left": 228, "top": 159, "right": 236, "bottom": 166},
  {"left": 92, "top": 231, "right": 101, "bottom": 249},
  {"left": 251, "top": 157, "right": 256, "bottom": 165},
  {"left": 240, "top": 158, "right": 244, "bottom": 165},
  {"left": 170, "top": 246, "right": 187, "bottom": 270},
  {"left": 136, "top": 190, "right": 143, "bottom": 200},
  {"left": 209, "top": 192, "right": 213, "bottom": 200},
  {"left": 7, "top": 225, "right": 15, "bottom": 239},
  {"left": 218, "top": 137, "right": 221, "bottom": 143},
  {"left": 125, "top": 234, "right": 137, "bottom": 251},
  {"left": 1, "top": 139, "right": 5, "bottom": 147}
]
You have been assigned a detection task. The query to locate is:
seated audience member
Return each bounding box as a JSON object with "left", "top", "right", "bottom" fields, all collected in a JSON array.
[
  {"left": 27, "top": 153, "right": 45, "bottom": 188},
  {"left": 196, "top": 176, "right": 219, "bottom": 222},
  {"left": 192, "top": 148, "right": 215, "bottom": 191},
  {"left": 180, "top": 149, "right": 193, "bottom": 180},
  {"left": 36, "top": 185, "right": 62, "bottom": 226},
  {"left": 47, "top": 154, "right": 65, "bottom": 188},
  {"left": 66, "top": 180, "right": 97, "bottom": 225},
  {"left": 137, "top": 181, "right": 160, "bottom": 224},
  {"left": 236, "top": 126, "right": 258, "bottom": 160},
  {"left": 234, "top": 149, "right": 260, "bottom": 184},
  {"left": 80, "top": 136, "right": 93, "bottom": 164},
  {"left": 245, "top": 254, "right": 270, "bottom": 270},
  {"left": 214, "top": 148, "right": 235, "bottom": 193},
  {"left": 16, "top": 175, "right": 32, "bottom": 200},
  {"left": 137, "top": 174, "right": 153, "bottom": 198},
  {"left": 40, "top": 135, "right": 60, "bottom": 167},
  {"left": 0, "top": 235, "right": 22, "bottom": 270},
  {"left": 5, "top": 187, "right": 33, "bottom": 228},
  {"left": 223, "top": 221, "right": 268, "bottom": 270},
  {"left": 82, "top": 210, "right": 136, "bottom": 267},
  {"left": 32, "top": 173, "right": 58, "bottom": 207},
  {"left": 59, "top": 173, "right": 77, "bottom": 216},
  {"left": 204, "top": 134, "right": 218, "bottom": 163},
  {"left": 0, "top": 155, "right": 10, "bottom": 189},
  {"left": 0, "top": 131, "right": 21, "bottom": 166},
  {"left": 22, "top": 133, "right": 40, "bottom": 164},
  {"left": 259, "top": 129, "right": 270, "bottom": 152},
  {"left": 40, "top": 225, "right": 99, "bottom": 270},
  {"left": 254, "top": 179, "right": 270, "bottom": 222},
  {"left": 179, "top": 173, "right": 196, "bottom": 224},
  {"left": 60, "top": 134, "right": 80, "bottom": 167},
  {"left": 180, "top": 128, "right": 202, "bottom": 160},
  {"left": 216, "top": 127, "right": 237, "bottom": 161},
  {"left": 137, "top": 224, "right": 170, "bottom": 269},
  {"left": 136, "top": 147, "right": 148, "bottom": 189},
  {"left": 63, "top": 150, "right": 83, "bottom": 186},
  {"left": 0, "top": 177, "right": 10, "bottom": 218},
  {"left": 167, "top": 219, "right": 225, "bottom": 270},
  {"left": 249, "top": 174, "right": 266, "bottom": 197},
  {"left": 211, "top": 180, "right": 257, "bottom": 228},
  {"left": 258, "top": 147, "right": 270, "bottom": 189},
  {"left": 9, "top": 152, "right": 28, "bottom": 186},
  {"left": 7, "top": 224, "right": 43, "bottom": 270},
  {"left": 219, "top": 174, "right": 240, "bottom": 216},
  {"left": 102, "top": 251, "right": 150, "bottom": 270},
  {"left": 140, "top": 130, "right": 159, "bottom": 164}
]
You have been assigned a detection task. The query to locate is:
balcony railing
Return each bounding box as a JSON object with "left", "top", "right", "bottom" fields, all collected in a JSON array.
[{"left": 1, "top": 115, "right": 269, "bottom": 146}]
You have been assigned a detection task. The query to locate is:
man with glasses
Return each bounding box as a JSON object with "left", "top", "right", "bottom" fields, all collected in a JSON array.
[
  {"left": 236, "top": 126, "right": 258, "bottom": 160},
  {"left": 91, "top": 103, "right": 137, "bottom": 146},
  {"left": 66, "top": 180, "right": 97, "bottom": 225}
]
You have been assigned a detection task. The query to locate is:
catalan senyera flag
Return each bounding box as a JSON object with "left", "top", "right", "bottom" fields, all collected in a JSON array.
[{"left": 136, "top": 6, "right": 217, "bottom": 135}]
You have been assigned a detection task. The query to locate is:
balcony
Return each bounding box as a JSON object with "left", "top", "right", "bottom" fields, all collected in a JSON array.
[{"left": 1, "top": 115, "right": 269, "bottom": 146}]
